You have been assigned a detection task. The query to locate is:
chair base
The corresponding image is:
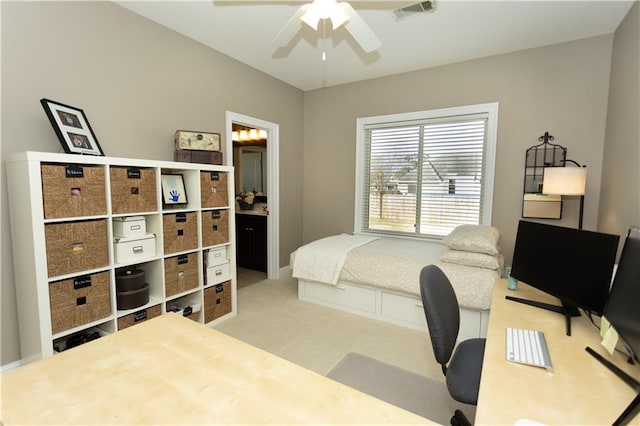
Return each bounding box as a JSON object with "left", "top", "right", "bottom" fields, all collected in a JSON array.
[{"left": 450, "top": 409, "right": 471, "bottom": 426}]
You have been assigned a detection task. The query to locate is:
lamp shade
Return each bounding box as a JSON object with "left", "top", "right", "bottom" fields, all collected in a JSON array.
[{"left": 542, "top": 166, "right": 587, "bottom": 196}]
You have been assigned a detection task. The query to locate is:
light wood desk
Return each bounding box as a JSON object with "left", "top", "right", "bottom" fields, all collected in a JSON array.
[
  {"left": 476, "top": 280, "right": 640, "bottom": 425},
  {"left": 1, "top": 314, "right": 433, "bottom": 425}
]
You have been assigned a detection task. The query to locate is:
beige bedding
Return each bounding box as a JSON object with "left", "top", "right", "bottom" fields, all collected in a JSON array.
[{"left": 292, "top": 236, "right": 501, "bottom": 311}]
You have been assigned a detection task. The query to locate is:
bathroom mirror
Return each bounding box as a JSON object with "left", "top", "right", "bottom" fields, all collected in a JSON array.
[{"left": 234, "top": 145, "right": 266, "bottom": 195}]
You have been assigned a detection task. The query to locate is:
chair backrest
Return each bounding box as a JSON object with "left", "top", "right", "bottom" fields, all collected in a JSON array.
[{"left": 419, "top": 265, "right": 460, "bottom": 371}]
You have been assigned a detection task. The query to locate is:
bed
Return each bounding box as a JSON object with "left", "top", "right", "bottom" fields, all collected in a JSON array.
[{"left": 290, "top": 225, "right": 503, "bottom": 340}]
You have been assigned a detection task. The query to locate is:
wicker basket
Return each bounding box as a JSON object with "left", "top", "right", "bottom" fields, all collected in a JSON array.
[
  {"left": 201, "top": 209, "right": 229, "bottom": 247},
  {"left": 164, "top": 253, "right": 199, "bottom": 297},
  {"left": 117, "top": 304, "right": 162, "bottom": 331},
  {"left": 204, "top": 281, "right": 232, "bottom": 323},
  {"left": 110, "top": 166, "right": 157, "bottom": 214},
  {"left": 200, "top": 171, "right": 228, "bottom": 208},
  {"left": 162, "top": 212, "right": 198, "bottom": 254},
  {"left": 45, "top": 219, "right": 108, "bottom": 277},
  {"left": 49, "top": 271, "right": 111, "bottom": 334},
  {"left": 183, "top": 311, "right": 200, "bottom": 322},
  {"left": 41, "top": 164, "right": 107, "bottom": 219}
]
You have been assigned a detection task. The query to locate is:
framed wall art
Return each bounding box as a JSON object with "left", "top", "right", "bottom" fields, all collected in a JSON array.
[
  {"left": 40, "top": 98, "right": 104, "bottom": 156},
  {"left": 161, "top": 174, "right": 188, "bottom": 205}
]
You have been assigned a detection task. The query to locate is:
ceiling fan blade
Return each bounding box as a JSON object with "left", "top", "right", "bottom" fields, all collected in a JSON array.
[
  {"left": 271, "top": 4, "right": 310, "bottom": 48},
  {"left": 338, "top": 2, "right": 381, "bottom": 53}
]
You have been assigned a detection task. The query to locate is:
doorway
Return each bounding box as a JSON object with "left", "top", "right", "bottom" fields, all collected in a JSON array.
[{"left": 225, "top": 112, "right": 280, "bottom": 284}]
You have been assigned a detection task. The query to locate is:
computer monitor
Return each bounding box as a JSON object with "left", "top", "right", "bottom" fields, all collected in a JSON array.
[
  {"left": 509, "top": 220, "right": 620, "bottom": 336},
  {"left": 587, "top": 230, "right": 640, "bottom": 425}
]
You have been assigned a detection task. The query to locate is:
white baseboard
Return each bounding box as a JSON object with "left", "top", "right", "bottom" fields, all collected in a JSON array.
[
  {"left": 2, "top": 359, "right": 23, "bottom": 373},
  {"left": 279, "top": 265, "right": 292, "bottom": 278}
]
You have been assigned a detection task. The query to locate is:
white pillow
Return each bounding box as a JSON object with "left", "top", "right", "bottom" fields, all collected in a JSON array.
[
  {"left": 442, "top": 225, "right": 500, "bottom": 255},
  {"left": 440, "top": 249, "right": 500, "bottom": 270}
]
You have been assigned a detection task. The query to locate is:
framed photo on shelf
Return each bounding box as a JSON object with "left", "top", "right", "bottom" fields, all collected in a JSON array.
[
  {"left": 40, "top": 98, "right": 104, "bottom": 156},
  {"left": 161, "top": 174, "right": 188, "bottom": 205}
]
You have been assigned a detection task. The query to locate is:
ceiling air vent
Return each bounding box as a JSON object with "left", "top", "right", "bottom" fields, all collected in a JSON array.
[{"left": 392, "top": 1, "right": 436, "bottom": 21}]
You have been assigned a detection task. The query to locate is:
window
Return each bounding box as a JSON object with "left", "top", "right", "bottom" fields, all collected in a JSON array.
[{"left": 355, "top": 103, "right": 498, "bottom": 239}]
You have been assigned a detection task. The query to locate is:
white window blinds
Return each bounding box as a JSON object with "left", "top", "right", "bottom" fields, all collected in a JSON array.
[{"left": 358, "top": 107, "right": 496, "bottom": 238}]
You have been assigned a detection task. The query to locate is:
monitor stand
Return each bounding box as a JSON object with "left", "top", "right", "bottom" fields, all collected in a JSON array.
[
  {"left": 586, "top": 346, "right": 640, "bottom": 425},
  {"left": 505, "top": 296, "right": 580, "bottom": 336}
]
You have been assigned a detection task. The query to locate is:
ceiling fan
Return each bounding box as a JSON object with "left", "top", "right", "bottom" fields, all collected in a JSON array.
[{"left": 224, "top": 0, "right": 383, "bottom": 53}]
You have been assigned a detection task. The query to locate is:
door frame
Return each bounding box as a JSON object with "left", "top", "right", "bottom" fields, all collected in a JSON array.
[{"left": 225, "top": 111, "right": 280, "bottom": 279}]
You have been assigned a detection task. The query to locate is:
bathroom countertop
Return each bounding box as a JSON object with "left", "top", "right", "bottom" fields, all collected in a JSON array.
[{"left": 236, "top": 210, "right": 267, "bottom": 216}]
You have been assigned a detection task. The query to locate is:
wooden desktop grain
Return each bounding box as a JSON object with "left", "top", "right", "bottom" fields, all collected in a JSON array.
[
  {"left": 1, "top": 314, "right": 433, "bottom": 425},
  {"left": 476, "top": 280, "right": 640, "bottom": 425}
]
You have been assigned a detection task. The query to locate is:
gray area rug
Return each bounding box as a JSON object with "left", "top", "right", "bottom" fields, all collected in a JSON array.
[{"left": 327, "top": 352, "right": 476, "bottom": 424}]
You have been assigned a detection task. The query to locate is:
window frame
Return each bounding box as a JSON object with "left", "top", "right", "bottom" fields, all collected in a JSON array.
[{"left": 354, "top": 102, "right": 499, "bottom": 239}]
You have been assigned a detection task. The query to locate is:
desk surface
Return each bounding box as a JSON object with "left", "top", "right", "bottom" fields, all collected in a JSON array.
[
  {"left": 1, "top": 314, "right": 432, "bottom": 425},
  {"left": 476, "top": 280, "right": 640, "bottom": 425}
]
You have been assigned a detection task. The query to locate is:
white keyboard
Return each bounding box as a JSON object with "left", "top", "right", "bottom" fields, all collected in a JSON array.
[{"left": 506, "top": 327, "right": 553, "bottom": 371}]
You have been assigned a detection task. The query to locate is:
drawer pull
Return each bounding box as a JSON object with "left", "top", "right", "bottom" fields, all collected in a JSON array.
[
  {"left": 177, "top": 229, "right": 184, "bottom": 236},
  {"left": 415, "top": 303, "right": 424, "bottom": 308},
  {"left": 76, "top": 296, "right": 87, "bottom": 306},
  {"left": 70, "top": 187, "right": 81, "bottom": 197},
  {"left": 132, "top": 245, "right": 144, "bottom": 253},
  {"left": 178, "top": 271, "right": 185, "bottom": 278},
  {"left": 215, "top": 269, "right": 223, "bottom": 276},
  {"left": 72, "top": 242, "right": 84, "bottom": 253},
  {"left": 336, "top": 285, "right": 347, "bottom": 291},
  {"left": 131, "top": 187, "right": 139, "bottom": 195},
  {"left": 211, "top": 187, "right": 217, "bottom": 193}
]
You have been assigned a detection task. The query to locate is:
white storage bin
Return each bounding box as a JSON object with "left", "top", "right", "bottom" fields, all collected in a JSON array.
[
  {"left": 207, "top": 246, "right": 228, "bottom": 267},
  {"left": 113, "top": 216, "right": 146, "bottom": 238},
  {"left": 114, "top": 234, "right": 156, "bottom": 263},
  {"left": 207, "top": 261, "right": 231, "bottom": 285}
]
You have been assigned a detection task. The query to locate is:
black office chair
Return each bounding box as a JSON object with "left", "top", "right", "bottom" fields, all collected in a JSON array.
[{"left": 419, "top": 265, "right": 486, "bottom": 426}]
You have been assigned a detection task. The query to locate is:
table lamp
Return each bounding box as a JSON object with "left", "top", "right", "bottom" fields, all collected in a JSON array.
[{"left": 542, "top": 162, "right": 587, "bottom": 229}]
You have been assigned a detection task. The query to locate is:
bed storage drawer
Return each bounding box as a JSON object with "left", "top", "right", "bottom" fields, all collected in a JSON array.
[
  {"left": 459, "top": 309, "right": 490, "bottom": 340},
  {"left": 380, "top": 292, "right": 426, "bottom": 328},
  {"left": 302, "top": 281, "right": 376, "bottom": 313}
]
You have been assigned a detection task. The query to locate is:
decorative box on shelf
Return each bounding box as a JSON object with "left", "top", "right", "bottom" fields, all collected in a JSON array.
[
  {"left": 113, "top": 216, "right": 146, "bottom": 238},
  {"left": 207, "top": 246, "right": 228, "bottom": 266},
  {"left": 113, "top": 234, "right": 156, "bottom": 264},
  {"left": 174, "top": 130, "right": 222, "bottom": 165},
  {"left": 174, "top": 150, "right": 223, "bottom": 165},
  {"left": 175, "top": 130, "right": 220, "bottom": 151}
]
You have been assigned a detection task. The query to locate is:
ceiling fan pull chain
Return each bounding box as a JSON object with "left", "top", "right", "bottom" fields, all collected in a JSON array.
[{"left": 322, "top": 19, "right": 327, "bottom": 61}]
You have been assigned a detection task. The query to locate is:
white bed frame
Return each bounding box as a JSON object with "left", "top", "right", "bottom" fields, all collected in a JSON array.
[{"left": 297, "top": 278, "right": 490, "bottom": 341}]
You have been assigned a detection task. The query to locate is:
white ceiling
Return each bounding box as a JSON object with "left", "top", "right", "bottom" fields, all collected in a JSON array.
[{"left": 115, "top": 0, "right": 634, "bottom": 91}]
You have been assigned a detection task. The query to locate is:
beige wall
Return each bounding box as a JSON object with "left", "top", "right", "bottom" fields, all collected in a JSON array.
[
  {"left": 599, "top": 1, "right": 640, "bottom": 241},
  {"left": 303, "top": 35, "right": 615, "bottom": 261},
  {"left": 1, "top": 1, "right": 304, "bottom": 366}
]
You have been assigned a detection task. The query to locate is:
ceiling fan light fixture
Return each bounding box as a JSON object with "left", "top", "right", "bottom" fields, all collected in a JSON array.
[
  {"left": 329, "top": 6, "right": 349, "bottom": 29},
  {"left": 301, "top": 0, "right": 348, "bottom": 31}
]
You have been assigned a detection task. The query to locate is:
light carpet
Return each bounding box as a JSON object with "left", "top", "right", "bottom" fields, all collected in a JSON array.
[{"left": 327, "top": 352, "right": 476, "bottom": 424}]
